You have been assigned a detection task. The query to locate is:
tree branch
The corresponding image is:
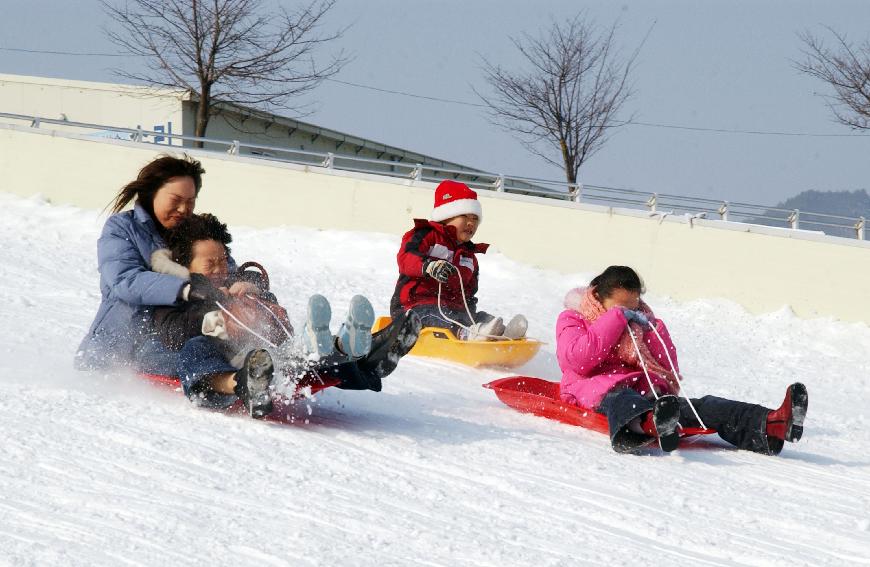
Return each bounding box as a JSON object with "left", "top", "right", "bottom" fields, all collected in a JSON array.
[
  {"left": 101, "top": 0, "right": 348, "bottom": 133},
  {"left": 476, "top": 13, "right": 635, "bottom": 183}
]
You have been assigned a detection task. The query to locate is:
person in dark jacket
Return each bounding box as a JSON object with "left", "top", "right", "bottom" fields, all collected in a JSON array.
[
  {"left": 391, "top": 180, "right": 527, "bottom": 341},
  {"left": 74, "top": 154, "right": 275, "bottom": 417},
  {"left": 146, "top": 214, "right": 422, "bottom": 412}
]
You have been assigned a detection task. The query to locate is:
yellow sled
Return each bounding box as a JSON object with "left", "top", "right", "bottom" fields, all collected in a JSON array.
[{"left": 373, "top": 316, "right": 542, "bottom": 369}]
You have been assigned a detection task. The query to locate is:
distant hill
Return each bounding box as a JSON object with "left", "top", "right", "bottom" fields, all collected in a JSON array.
[{"left": 747, "top": 189, "right": 870, "bottom": 238}]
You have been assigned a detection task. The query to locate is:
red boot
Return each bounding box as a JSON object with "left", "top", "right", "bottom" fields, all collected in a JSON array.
[{"left": 766, "top": 383, "right": 808, "bottom": 442}]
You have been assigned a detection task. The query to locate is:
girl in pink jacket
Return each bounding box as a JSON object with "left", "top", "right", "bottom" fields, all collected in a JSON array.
[{"left": 556, "top": 266, "right": 808, "bottom": 454}]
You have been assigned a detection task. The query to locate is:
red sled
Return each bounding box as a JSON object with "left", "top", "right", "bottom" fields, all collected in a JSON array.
[
  {"left": 483, "top": 376, "right": 715, "bottom": 438},
  {"left": 139, "top": 372, "right": 342, "bottom": 423}
]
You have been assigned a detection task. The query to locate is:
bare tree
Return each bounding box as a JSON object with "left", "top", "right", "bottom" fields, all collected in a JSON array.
[
  {"left": 102, "top": 0, "right": 347, "bottom": 145},
  {"left": 797, "top": 27, "right": 870, "bottom": 130},
  {"left": 476, "top": 15, "right": 636, "bottom": 186}
]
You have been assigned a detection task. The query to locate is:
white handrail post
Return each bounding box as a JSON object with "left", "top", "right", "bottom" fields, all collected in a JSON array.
[
  {"left": 134, "top": 126, "right": 144, "bottom": 143},
  {"left": 788, "top": 209, "right": 800, "bottom": 230},
  {"left": 718, "top": 201, "right": 729, "bottom": 221},
  {"left": 322, "top": 152, "right": 334, "bottom": 169},
  {"left": 412, "top": 163, "right": 423, "bottom": 182},
  {"left": 494, "top": 174, "right": 505, "bottom": 192},
  {"left": 30, "top": 118, "right": 40, "bottom": 129},
  {"left": 856, "top": 216, "right": 865, "bottom": 240},
  {"left": 647, "top": 193, "right": 658, "bottom": 213},
  {"left": 227, "top": 140, "right": 240, "bottom": 155},
  {"left": 572, "top": 183, "right": 583, "bottom": 203}
]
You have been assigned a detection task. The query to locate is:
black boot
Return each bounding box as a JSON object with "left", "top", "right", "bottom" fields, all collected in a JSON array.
[
  {"left": 233, "top": 349, "right": 274, "bottom": 419},
  {"left": 358, "top": 311, "right": 422, "bottom": 380},
  {"left": 652, "top": 395, "right": 681, "bottom": 452}
]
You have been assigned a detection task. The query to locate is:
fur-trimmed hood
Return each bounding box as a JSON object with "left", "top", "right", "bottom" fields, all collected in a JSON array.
[{"left": 563, "top": 287, "right": 586, "bottom": 312}]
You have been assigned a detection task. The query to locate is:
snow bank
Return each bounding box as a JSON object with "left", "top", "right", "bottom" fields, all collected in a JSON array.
[{"left": 1, "top": 193, "right": 868, "bottom": 566}]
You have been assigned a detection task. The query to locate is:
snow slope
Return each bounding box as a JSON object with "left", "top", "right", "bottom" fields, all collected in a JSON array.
[{"left": 1, "top": 193, "right": 869, "bottom": 566}]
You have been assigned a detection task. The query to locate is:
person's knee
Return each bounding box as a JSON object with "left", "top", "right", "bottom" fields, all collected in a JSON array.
[
  {"left": 475, "top": 311, "right": 494, "bottom": 324},
  {"left": 179, "top": 335, "right": 215, "bottom": 356}
]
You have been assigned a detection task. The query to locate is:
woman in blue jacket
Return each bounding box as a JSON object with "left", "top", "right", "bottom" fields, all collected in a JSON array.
[
  {"left": 75, "top": 155, "right": 274, "bottom": 416},
  {"left": 76, "top": 154, "right": 205, "bottom": 369}
]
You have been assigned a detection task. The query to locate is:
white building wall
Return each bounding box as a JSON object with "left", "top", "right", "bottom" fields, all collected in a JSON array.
[
  {"left": 1, "top": 122, "right": 868, "bottom": 323},
  {"left": 0, "top": 74, "right": 518, "bottom": 189},
  {"left": 0, "top": 74, "right": 184, "bottom": 144}
]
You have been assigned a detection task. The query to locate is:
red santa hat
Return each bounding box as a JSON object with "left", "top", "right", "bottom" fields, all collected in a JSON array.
[{"left": 430, "top": 180, "right": 483, "bottom": 223}]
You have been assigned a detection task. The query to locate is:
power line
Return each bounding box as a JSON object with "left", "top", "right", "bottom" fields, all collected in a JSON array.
[
  {"left": 3, "top": 45, "right": 870, "bottom": 138},
  {"left": 324, "top": 79, "right": 870, "bottom": 137},
  {"left": 325, "top": 78, "right": 485, "bottom": 108},
  {"left": 626, "top": 120, "right": 870, "bottom": 137},
  {"left": 0, "top": 46, "right": 128, "bottom": 57}
]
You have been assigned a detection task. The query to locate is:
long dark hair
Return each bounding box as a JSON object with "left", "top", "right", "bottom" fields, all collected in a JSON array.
[
  {"left": 166, "top": 213, "right": 233, "bottom": 266},
  {"left": 590, "top": 266, "right": 645, "bottom": 300},
  {"left": 109, "top": 154, "right": 205, "bottom": 217}
]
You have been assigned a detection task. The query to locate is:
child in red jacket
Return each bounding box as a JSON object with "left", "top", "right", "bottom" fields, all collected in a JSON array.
[{"left": 390, "top": 180, "right": 526, "bottom": 341}]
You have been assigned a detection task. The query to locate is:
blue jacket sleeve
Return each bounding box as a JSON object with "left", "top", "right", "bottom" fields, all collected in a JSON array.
[{"left": 97, "top": 216, "right": 188, "bottom": 307}]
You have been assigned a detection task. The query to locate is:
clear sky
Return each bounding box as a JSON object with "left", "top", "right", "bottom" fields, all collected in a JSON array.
[{"left": 2, "top": 0, "right": 870, "bottom": 205}]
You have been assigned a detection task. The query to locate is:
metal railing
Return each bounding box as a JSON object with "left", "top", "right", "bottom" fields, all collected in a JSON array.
[{"left": 2, "top": 110, "right": 867, "bottom": 240}]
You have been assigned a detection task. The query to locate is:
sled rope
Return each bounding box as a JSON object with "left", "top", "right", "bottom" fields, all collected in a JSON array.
[
  {"left": 626, "top": 325, "right": 690, "bottom": 435},
  {"left": 246, "top": 298, "right": 333, "bottom": 392},
  {"left": 250, "top": 295, "right": 294, "bottom": 341},
  {"left": 436, "top": 281, "right": 473, "bottom": 331},
  {"left": 436, "top": 276, "right": 505, "bottom": 340},
  {"left": 217, "top": 297, "right": 332, "bottom": 399},
  {"left": 627, "top": 324, "right": 709, "bottom": 432},
  {"left": 646, "top": 323, "right": 708, "bottom": 430},
  {"left": 214, "top": 300, "right": 279, "bottom": 349},
  {"left": 625, "top": 326, "right": 661, "bottom": 401}
]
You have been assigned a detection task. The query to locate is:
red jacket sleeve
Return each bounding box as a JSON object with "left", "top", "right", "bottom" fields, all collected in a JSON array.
[{"left": 397, "top": 226, "right": 436, "bottom": 277}]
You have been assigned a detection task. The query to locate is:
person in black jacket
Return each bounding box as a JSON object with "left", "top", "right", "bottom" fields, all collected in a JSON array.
[{"left": 146, "top": 214, "right": 422, "bottom": 417}]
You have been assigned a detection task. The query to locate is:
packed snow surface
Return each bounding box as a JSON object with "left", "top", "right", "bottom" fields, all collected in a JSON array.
[{"left": 1, "top": 193, "right": 869, "bottom": 566}]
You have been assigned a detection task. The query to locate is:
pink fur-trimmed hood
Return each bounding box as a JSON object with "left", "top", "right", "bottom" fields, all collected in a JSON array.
[{"left": 563, "top": 287, "right": 586, "bottom": 312}]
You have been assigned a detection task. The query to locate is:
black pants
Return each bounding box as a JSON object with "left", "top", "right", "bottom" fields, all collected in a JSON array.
[
  {"left": 598, "top": 388, "right": 780, "bottom": 455},
  {"left": 393, "top": 304, "right": 494, "bottom": 337},
  {"left": 327, "top": 310, "right": 420, "bottom": 392}
]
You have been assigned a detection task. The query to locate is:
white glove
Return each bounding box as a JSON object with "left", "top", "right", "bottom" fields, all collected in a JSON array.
[
  {"left": 201, "top": 310, "right": 229, "bottom": 340},
  {"left": 150, "top": 248, "right": 190, "bottom": 279}
]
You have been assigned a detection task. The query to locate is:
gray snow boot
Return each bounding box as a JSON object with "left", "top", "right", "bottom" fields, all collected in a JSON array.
[
  {"left": 503, "top": 314, "right": 528, "bottom": 340},
  {"left": 303, "top": 294, "right": 334, "bottom": 358},
  {"left": 336, "top": 295, "right": 376, "bottom": 359}
]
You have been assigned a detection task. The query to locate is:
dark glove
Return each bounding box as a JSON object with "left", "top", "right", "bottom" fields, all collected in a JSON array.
[
  {"left": 423, "top": 259, "right": 458, "bottom": 283},
  {"left": 234, "top": 269, "right": 269, "bottom": 293},
  {"left": 620, "top": 307, "right": 650, "bottom": 327},
  {"left": 187, "top": 273, "right": 224, "bottom": 302}
]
